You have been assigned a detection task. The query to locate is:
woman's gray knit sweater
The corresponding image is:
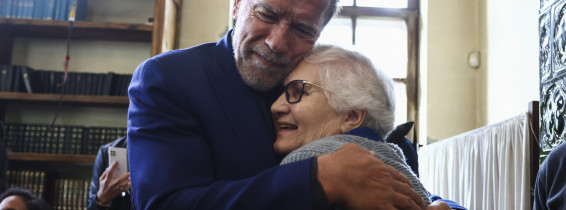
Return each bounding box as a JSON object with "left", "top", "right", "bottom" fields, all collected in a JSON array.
[{"left": 280, "top": 134, "right": 431, "bottom": 205}]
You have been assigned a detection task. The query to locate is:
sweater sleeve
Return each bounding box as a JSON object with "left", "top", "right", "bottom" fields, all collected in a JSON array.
[{"left": 281, "top": 135, "right": 431, "bottom": 205}]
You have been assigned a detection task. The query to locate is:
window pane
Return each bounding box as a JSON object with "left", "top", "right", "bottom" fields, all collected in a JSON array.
[
  {"left": 394, "top": 82, "right": 407, "bottom": 126},
  {"left": 357, "top": 0, "right": 408, "bottom": 8},
  {"left": 338, "top": 0, "right": 354, "bottom": 6},
  {"left": 353, "top": 17, "right": 407, "bottom": 78},
  {"left": 318, "top": 17, "right": 353, "bottom": 47}
]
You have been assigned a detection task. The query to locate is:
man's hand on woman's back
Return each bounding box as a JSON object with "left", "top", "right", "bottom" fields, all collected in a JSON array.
[{"left": 317, "top": 143, "right": 426, "bottom": 210}]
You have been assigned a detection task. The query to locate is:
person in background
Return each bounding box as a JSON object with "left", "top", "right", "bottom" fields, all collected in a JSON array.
[
  {"left": 87, "top": 136, "right": 131, "bottom": 210},
  {"left": 0, "top": 121, "right": 9, "bottom": 193},
  {"left": 0, "top": 187, "right": 50, "bottom": 210},
  {"left": 534, "top": 142, "right": 566, "bottom": 210},
  {"left": 272, "top": 44, "right": 450, "bottom": 209}
]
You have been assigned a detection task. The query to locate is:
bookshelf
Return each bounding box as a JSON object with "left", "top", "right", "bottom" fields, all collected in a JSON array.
[
  {"left": 7, "top": 152, "right": 95, "bottom": 162},
  {"left": 0, "top": 0, "right": 182, "bottom": 208},
  {"left": 0, "top": 92, "right": 129, "bottom": 106}
]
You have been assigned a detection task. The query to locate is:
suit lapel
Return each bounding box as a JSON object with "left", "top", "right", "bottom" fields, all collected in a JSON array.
[{"left": 205, "top": 31, "right": 277, "bottom": 173}]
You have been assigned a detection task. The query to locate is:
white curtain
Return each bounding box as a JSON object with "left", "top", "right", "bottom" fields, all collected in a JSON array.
[{"left": 419, "top": 113, "right": 532, "bottom": 210}]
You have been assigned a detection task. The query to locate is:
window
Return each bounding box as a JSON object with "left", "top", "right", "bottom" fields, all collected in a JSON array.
[{"left": 318, "top": 0, "right": 420, "bottom": 141}]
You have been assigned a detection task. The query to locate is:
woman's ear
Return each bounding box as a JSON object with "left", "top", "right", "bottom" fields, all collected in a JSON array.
[{"left": 341, "top": 109, "right": 367, "bottom": 133}]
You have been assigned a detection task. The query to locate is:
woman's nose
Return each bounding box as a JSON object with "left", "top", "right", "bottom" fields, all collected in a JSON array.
[{"left": 271, "top": 93, "right": 290, "bottom": 115}]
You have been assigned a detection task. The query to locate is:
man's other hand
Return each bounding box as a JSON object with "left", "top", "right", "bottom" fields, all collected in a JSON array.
[{"left": 317, "top": 143, "right": 426, "bottom": 210}]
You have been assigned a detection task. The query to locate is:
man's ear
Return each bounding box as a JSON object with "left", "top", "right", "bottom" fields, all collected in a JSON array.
[
  {"left": 232, "top": 0, "right": 243, "bottom": 20},
  {"left": 341, "top": 109, "right": 367, "bottom": 133}
]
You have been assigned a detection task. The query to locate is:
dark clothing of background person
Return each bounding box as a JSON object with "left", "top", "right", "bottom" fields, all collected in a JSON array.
[
  {"left": 534, "top": 142, "right": 566, "bottom": 210},
  {"left": 87, "top": 136, "right": 130, "bottom": 210}
]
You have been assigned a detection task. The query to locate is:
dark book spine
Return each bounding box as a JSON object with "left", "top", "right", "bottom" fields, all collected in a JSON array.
[
  {"left": 81, "top": 127, "right": 88, "bottom": 154},
  {"left": 0, "top": 65, "right": 8, "bottom": 92},
  {"left": 37, "top": 70, "right": 48, "bottom": 93},
  {"left": 17, "top": 123, "right": 26, "bottom": 152},
  {"left": 5, "top": 65, "right": 14, "bottom": 92},
  {"left": 57, "top": 125, "right": 66, "bottom": 154},
  {"left": 63, "top": 72, "right": 74, "bottom": 94},
  {"left": 113, "top": 74, "right": 123, "bottom": 96},
  {"left": 71, "top": 126, "right": 83, "bottom": 154},
  {"left": 23, "top": 124, "right": 33, "bottom": 152},
  {"left": 30, "top": 124, "right": 39, "bottom": 153},
  {"left": 63, "top": 125, "right": 72, "bottom": 154},
  {"left": 38, "top": 125, "right": 48, "bottom": 153},
  {"left": 20, "top": 66, "right": 37, "bottom": 93},
  {"left": 96, "top": 73, "right": 105, "bottom": 96},
  {"left": 45, "top": 125, "right": 53, "bottom": 154},
  {"left": 102, "top": 72, "right": 115, "bottom": 96},
  {"left": 54, "top": 71, "right": 64, "bottom": 94},
  {"left": 11, "top": 66, "right": 23, "bottom": 92},
  {"left": 5, "top": 123, "right": 14, "bottom": 151},
  {"left": 84, "top": 73, "right": 93, "bottom": 95},
  {"left": 75, "top": 73, "right": 84, "bottom": 95}
]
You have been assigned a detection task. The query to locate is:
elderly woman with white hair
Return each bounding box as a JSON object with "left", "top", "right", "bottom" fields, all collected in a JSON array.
[{"left": 271, "top": 44, "right": 450, "bottom": 209}]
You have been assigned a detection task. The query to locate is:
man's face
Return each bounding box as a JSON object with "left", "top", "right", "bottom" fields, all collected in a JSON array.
[{"left": 231, "top": 0, "right": 331, "bottom": 91}]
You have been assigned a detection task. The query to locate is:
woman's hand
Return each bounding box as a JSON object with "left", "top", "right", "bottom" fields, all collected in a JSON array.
[{"left": 96, "top": 162, "right": 131, "bottom": 205}]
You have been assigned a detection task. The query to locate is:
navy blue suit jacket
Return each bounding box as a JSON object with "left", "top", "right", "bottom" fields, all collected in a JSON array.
[{"left": 127, "top": 31, "right": 313, "bottom": 209}]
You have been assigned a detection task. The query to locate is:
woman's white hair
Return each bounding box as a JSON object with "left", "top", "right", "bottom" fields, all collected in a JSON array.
[{"left": 303, "top": 44, "right": 396, "bottom": 136}]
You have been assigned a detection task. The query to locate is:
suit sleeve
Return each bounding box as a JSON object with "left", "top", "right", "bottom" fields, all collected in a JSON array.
[{"left": 127, "top": 58, "right": 313, "bottom": 210}]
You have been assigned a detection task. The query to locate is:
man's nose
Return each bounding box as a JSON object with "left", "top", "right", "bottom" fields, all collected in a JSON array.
[{"left": 265, "top": 25, "right": 290, "bottom": 54}]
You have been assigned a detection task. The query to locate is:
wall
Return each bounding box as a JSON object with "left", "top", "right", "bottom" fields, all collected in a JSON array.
[
  {"left": 422, "top": 0, "right": 540, "bottom": 142},
  {"left": 483, "top": 0, "right": 539, "bottom": 124},
  {"left": 424, "top": 0, "right": 480, "bottom": 141},
  {"left": 178, "top": 0, "right": 231, "bottom": 48}
]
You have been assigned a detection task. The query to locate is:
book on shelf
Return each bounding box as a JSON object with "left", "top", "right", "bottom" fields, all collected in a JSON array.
[
  {"left": 16, "top": 0, "right": 23, "bottom": 19},
  {"left": 53, "top": 0, "right": 61, "bottom": 20},
  {"left": 10, "top": 0, "right": 18, "bottom": 18},
  {"left": 10, "top": 66, "right": 23, "bottom": 92},
  {"left": 52, "top": 178, "right": 90, "bottom": 210},
  {"left": 102, "top": 72, "right": 115, "bottom": 96},
  {"left": 32, "top": 0, "right": 44, "bottom": 19},
  {"left": 44, "top": 0, "right": 55, "bottom": 20},
  {"left": 5, "top": 123, "right": 126, "bottom": 155},
  {"left": 0, "top": 65, "right": 11, "bottom": 92},
  {"left": 6, "top": 169, "right": 47, "bottom": 198},
  {"left": 72, "top": 0, "right": 86, "bottom": 21},
  {"left": 0, "top": 0, "right": 4, "bottom": 18},
  {"left": 21, "top": 66, "right": 38, "bottom": 93},
  {"left": 0, "top": 65, "right": 132, "bottom": 96}
]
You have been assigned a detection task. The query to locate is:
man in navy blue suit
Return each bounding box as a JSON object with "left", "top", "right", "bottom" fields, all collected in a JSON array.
[{"left": 127, "top": 0, "right": 428, "bottom": 209}]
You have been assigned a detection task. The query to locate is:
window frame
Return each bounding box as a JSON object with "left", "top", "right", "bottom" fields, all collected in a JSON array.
[{"left": 336, "top": 0, "right": 420, "bottom": 142}]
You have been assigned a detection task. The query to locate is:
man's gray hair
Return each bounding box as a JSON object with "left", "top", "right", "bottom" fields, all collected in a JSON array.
[{"left": 304, "top": 44, "right": 396, "bottom": 136}]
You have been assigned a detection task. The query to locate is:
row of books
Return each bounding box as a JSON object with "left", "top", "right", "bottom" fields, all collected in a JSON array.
[
  {"left": 52, "top": 178, "right": 91, "bottom": 210},
  {"left": 0, "top": 0, "right": 86, "bottom": 20},
  {"left": 0, "top": 65, "right": 132, "bottom": 96},
  {"left": 4, "top": 123, "right": 127, "bottom": 155},
  {"left": 6, "top": 170, "right": 47, "bottom": 199}
]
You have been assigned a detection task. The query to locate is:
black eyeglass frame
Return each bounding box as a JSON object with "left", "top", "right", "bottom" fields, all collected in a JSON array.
[{"left": 284, "top": 80, "right": 326, "bottom": 104}]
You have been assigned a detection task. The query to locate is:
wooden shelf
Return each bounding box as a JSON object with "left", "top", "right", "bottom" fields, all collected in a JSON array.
[
  {"left": 0, "top": 92, "right": 129, "bottom": 107},
  {"left": 0, "top": 18, "right": 153, "bottom": 42},
  {"left": 8, "top": 151, "right": 95, "bottom": 163}
]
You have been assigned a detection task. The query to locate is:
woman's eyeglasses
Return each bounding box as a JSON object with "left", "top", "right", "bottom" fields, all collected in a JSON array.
[{"left": 284, "top": 80, "right": 326, "bottom": 103}]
